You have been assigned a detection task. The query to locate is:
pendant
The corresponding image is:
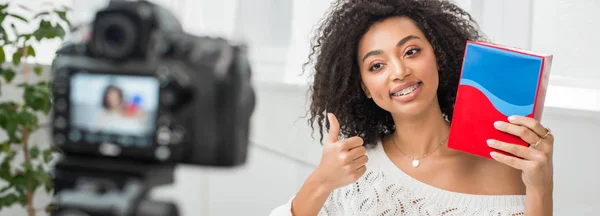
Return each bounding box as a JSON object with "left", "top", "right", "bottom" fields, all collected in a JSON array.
[{"left": 412, "top": 159, "right": 420, "bottom": 168}]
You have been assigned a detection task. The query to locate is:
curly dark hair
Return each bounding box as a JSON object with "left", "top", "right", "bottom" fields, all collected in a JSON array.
[{"left": 305, "top": 0, "right": 485, "bottom": 146}]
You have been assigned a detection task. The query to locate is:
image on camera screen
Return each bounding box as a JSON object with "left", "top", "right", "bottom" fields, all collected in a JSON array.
[{"left": 69, "top": 73, "right": 159, "bottom": 147}]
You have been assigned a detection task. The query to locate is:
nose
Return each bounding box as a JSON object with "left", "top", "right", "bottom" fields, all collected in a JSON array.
[{"left": 389, "top": 58, "right": 409, "bottom": 80}]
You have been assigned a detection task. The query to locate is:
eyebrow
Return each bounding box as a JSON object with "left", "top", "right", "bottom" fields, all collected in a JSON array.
[{"left": 361, "top": 35, "right": 421, "bottom": 63}]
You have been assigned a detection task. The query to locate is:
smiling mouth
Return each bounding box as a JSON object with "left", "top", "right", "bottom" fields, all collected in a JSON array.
[{"left": 391, "top": 82, "right": 422, "bottom": 97}]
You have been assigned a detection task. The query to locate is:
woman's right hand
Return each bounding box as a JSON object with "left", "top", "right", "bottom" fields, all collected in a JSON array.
[
  {"left": 289, "top": 113, "right": 368, "bottom": 216},
  {"left": 312, "top": 113, "right": 368, "bottom": 191}
]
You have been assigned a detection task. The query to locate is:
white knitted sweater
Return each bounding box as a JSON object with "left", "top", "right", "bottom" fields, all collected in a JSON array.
[{"left": 270, "top": 143, "right": 526, "bottom": 216}]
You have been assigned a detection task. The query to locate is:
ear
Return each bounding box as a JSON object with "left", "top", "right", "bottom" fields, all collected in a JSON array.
[{"left": 361, "top": 82, "right": 372, "bottom": 98}]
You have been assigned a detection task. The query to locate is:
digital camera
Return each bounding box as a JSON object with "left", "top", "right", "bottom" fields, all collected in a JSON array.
[
  {"left": 50, "top": 1, "right": 256, "bottom": 215},
  {"left": 51, "top": 0, "right": 256, "bottom": 167}
]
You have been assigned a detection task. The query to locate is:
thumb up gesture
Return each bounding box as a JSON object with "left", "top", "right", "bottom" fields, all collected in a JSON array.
[{"left": 313, "top": 113, "right": 369, "bottom": 191}]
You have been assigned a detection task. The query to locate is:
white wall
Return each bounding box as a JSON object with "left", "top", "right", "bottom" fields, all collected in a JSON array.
[{"left": 531, "top": 0, "right": 600, "bottom": 80}]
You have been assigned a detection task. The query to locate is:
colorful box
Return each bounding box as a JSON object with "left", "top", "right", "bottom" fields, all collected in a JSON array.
[{"left": 447, "top": 40, "right": 553, "bottom": 159}]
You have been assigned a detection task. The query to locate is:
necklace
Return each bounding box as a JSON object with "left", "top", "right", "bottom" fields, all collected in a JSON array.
[{"left": 391, "top": 136, "right": 448, "bottom": 168}]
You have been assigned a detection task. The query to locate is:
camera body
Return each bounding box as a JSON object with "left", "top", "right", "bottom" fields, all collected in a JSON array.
[{"left": 52, "top": 0, "right": 255, "bottom": 167}]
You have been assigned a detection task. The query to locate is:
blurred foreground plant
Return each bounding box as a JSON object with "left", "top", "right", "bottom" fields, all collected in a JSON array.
[{"left": 0, "top": 2, "right": 70, "bottom": 216}]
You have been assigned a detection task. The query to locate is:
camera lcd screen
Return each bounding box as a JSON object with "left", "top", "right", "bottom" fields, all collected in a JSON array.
[{"left": 69, "top": 73, "right": 159, "bottom": 148}]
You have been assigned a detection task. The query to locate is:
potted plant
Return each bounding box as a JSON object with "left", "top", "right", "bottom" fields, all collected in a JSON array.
[{"left": 0, "top": 2, "right": 71, "bottom": 216}]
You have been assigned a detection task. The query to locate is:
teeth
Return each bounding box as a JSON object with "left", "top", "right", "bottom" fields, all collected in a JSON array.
[{"left": 392, "top": 83, "right": 421, "bottom": 96}]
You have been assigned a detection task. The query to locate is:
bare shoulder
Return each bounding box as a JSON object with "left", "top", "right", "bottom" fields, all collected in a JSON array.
[{"left": 466, "top": 153, "right": 526, "bottom": 195}]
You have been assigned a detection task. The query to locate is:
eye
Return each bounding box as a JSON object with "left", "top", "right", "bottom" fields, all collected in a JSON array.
[
  {"left": 369, "top": 63, "right": 384, "bottom": 71},
  {"left": 405, "top": 48, "right": 421, "bottom": 57}
]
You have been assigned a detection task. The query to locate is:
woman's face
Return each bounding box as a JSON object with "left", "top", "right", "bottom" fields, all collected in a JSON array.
[
  {"left": 357, "top": 16, "right": 440, "bottom": 119},
  {"left": 106, "top": 89, "right": 122, "bottom": 109}
]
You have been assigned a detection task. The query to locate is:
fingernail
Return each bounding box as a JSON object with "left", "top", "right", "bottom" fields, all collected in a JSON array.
[
  {"left": 508, "top": 116, "right": 517, "bottom": 121},
  {"left": 486, "top": 139, "right": 496, "bottom": 146},
  {"left": 490, "top": 152, "right": 498, "bottom": 159},
  {"left": 493, "top": 121, "right": 505, "bottom": 129}
]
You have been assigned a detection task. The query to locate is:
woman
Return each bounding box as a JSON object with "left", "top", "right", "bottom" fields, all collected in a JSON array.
[
  {"left": 270, "top": 0, "right": 554, "bottom": 215},
  {"left": 102, "top": 85, "right": 125, "bottom": 113},
  {"left": 92, "top": 85, "right": 147, "bottom": 134},
  {"left": 92, "top": 85, "right": 126, "bottom": 131}
]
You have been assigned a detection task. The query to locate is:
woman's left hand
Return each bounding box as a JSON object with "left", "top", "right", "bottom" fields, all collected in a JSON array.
[{"left": 486, "top": 115, "right": 554, "bottom": 192}]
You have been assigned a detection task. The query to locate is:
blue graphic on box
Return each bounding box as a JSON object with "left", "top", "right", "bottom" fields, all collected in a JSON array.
[{"left": 459, "top": 43, "right": 543, "bottom": 116}]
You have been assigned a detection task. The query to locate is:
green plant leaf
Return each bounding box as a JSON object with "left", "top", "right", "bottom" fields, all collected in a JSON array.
[
  {"left": 1, "top": 68, "right": 16, "bottom": 82},
  {"left": 33, "top": 11, "right": 50, "bottom": 19},
  {"left": 43, "top": 148, "right": 53, "bottom": 163},
  {"left": 0, "top": 26, "right": 8, "bottom": 43},
  {"left": 17, "top": 110, "right": 38, "bottom": 128},
  {"left": 0, "top": 4, "right": 8, "bottom": 12},
  {"left": 7, "top": 13, "right": 27, "bottom": 23},
  {"left": 17, "top": 191, "right": 26, "bottom": 205},
  {"left": 0, "top": 193, "right": 18, "bottom": 207},
  {"left": 2, "top": 120, "right": 17, "bottom": 143},
  {"left": 33, "top": 20, "right": 53, "bottom": 40},
  {"left": 0, "top": 101, "right": 19, "bottom": 110},
  {"left": 29, "top": 146, "right": 39, "bottom": 159},
  {"left": 20, "top": 33, "right": 31, "bottom": 42},
  {"left": 0, "top": 46, "right": 5, "bottom": 62},
  {"left": 44, "top": 173, "right": 53, "bottom": 193},
  {"left": 0, "top": 141, "right": 8, "bottom": 152},
  {"left": 23, "top": 82, "right": 52, "bottom": 114},
  {"left": 0, "top": 102, "right": 20, "bottom": 142},
  {"left": 36, "top": 165, "right": 53, "bottom": 193},
  {"left": 11, "top": 51, "right": 21, "bottom": 66},
  {"left": 10, "top": 174, "right": 27, "bottom": 192},
  {"left": 23, "top": 162, "right": 41, "bottom": 193},
  {"left": 27, "top": 46, "right": 35, "bottom": 57},
  {"left": 54, "top": 24, "right": 66, "bottom": 39},
  {"left": 0, "top": 152, "right": 13, "bottom": 181},
  {"left": 55, "top": 10, "right": 71, "bottom": 28},
  {"left": 0, "top": 185, "right": 10, "bottom": 193},
  {"left": 22, "top": 161, "right": 32, "bottom": 173},
  {"left": 34, "top": 64, "right": 42, "bottom": 76}
]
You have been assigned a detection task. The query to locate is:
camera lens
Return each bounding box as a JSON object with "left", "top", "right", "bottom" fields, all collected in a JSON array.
[
  {"left": 104, "top": 25, "right": 126, "bottom": 47},
  {"left": 92, "top": 14, "right": 137, "bottom": 59}
]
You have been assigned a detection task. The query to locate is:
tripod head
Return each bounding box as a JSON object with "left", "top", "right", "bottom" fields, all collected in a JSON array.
[{"left": 52, "top": 156, "right": 178, "bottom": 216}]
